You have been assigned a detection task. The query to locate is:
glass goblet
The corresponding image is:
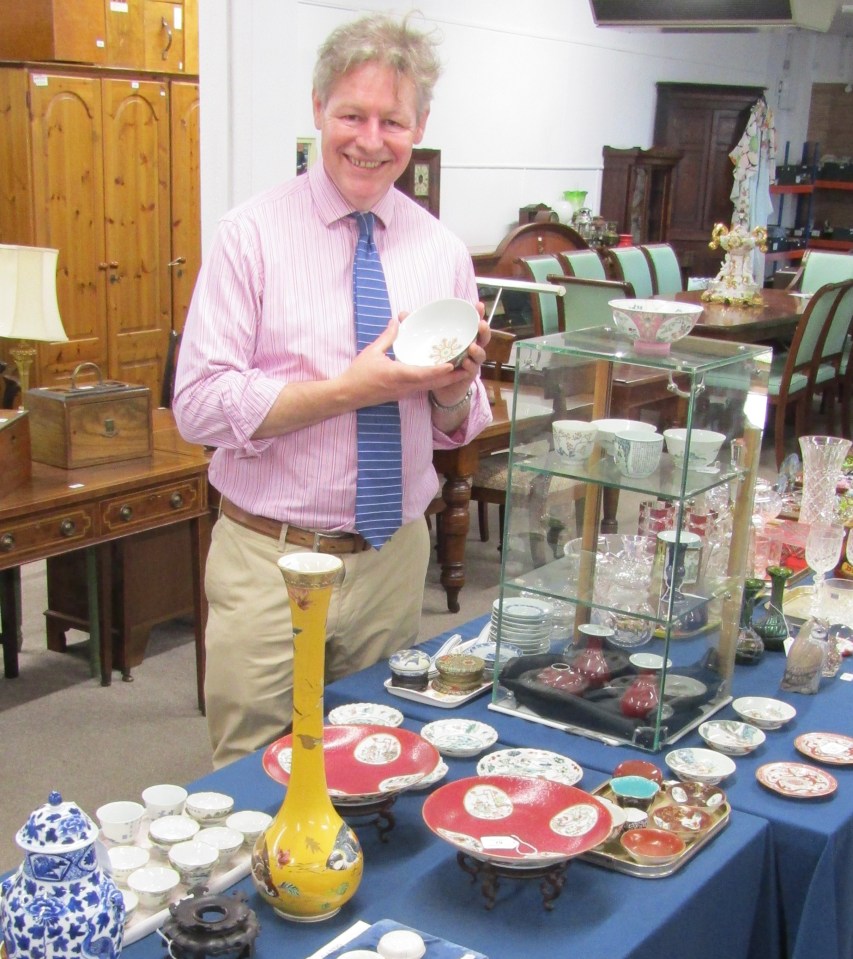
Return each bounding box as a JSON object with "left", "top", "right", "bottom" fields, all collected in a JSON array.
[{"left": 805, "top": 524, "right": 844, "bottom": 616}]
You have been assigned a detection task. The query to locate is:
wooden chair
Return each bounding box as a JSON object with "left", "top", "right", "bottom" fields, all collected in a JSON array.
[
  {"left": 767, "top": 280, "right": 849, "bottom": 468},
  {"left": 608, "top": 246, "right": 655, "bottom": 298},
  {"left": 556, "top": 249, "right": 607, "bottom": 281},
  {"left": 640, "top": 243, "right": 685, "bottom": 296},
  {"left": 785, "top": 250, "right": 853, "bottom": 294},
  {"left": 810, "top": 280, "right": 853, "bottom": 437},
  {"left": 548, "top": 274, "right": 633, "bottom": 333},
  {"left": 516, "top": 254, "right": 565, "bottom": 335}
]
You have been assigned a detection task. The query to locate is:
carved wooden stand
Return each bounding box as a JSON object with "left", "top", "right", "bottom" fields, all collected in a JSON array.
[{"left": 456, "top": 852, "right": 569, "bottom": 910}]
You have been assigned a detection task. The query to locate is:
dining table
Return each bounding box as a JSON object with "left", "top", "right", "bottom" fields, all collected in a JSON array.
[
  {"left": 322, "top": 613, "right": 852, "bottom": 959},
  {"left": 667, "top": 289, "right": 805, "bottom": 345}
]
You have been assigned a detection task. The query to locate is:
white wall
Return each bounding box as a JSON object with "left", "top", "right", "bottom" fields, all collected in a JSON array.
[{"left": 199, "top": 0, "right": 852, "bottom": 252}]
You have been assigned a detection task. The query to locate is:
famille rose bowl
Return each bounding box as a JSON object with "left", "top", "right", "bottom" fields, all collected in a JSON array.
[
  {"left": 609, "top": 298, "right": 704, "bottom": 355},
  {"left": 394, "top": 298, "right": 479, "bottom": 367}
]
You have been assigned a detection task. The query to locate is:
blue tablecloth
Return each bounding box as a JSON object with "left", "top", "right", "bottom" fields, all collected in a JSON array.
[
  {"left": 123, "top": 742, "right": 776, "bottom": 959},
  {"left": 324, "top": 615, "right": 852, "bottom": 959}
]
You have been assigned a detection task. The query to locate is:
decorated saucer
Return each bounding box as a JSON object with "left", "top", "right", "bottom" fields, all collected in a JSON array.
[
  {"left": 327, "top": 702, "right": 404, "bottom": 727},
  {"left": 793, "top": 732, "right": 853, "bottom": 766},
  {"left": 476, "top": 748, "right": 583, "bottom": 787},
  {"left": 756, "top": 761, "right": 838, "bottom": 799},
  {"left": 420, "top": 719, "right": 498, "bottom": 758}
]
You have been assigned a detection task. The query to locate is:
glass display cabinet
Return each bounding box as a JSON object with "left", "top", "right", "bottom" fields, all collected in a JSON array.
[{"left": 489, "top": 328, "right": 771, "bottom": 751}]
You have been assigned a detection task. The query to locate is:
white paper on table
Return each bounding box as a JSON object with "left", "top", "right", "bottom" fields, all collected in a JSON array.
[{"left": 304, "top": 920, "right": 371, "bottom": 959}]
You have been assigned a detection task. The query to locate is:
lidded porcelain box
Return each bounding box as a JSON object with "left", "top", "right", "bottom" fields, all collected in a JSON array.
[{"left": 1, "top": 791, "right": 125, "bottom": 959}]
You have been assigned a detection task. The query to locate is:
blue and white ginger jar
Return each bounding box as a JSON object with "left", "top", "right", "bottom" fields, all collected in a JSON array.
[{"left": 1, "top": 791, "right": 125, "bottom": 959}]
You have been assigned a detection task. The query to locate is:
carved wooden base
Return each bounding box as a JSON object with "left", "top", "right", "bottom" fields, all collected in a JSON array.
[{"left": 456, "top": 852, "right": 569, "bottom": 910}]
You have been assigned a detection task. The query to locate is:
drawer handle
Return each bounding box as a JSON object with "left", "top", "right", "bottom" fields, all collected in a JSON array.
[
  {"left": 170, "top": 492, "right": 185, "bottom": 509},
  {"left": 0, "top": 533, "right": 15, "bottom": 552},
  {"left": 119, "top": 505, "right": 134, "bottom": 522},
  {"left": 59, "top": 518, "right": 77, "bottom": 537}
]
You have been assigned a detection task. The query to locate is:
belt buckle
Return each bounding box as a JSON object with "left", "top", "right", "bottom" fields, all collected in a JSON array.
[{"left": 312, "top": 530, "right": 347, "bottom": 554}]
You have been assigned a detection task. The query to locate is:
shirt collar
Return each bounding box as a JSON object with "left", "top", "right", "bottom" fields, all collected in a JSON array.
[{"left": 308, "top": 158, "right": 397, "bottom": 232}]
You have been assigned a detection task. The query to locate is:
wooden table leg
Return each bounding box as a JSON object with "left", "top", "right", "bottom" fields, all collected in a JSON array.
[
  {"left": 1, "top": 567, "right": 20, "bottom": 678},
  {"left": 435, "top": 473, "right": 472, "bottom": 614},
  {"left": 91, "top": 544, "right": 114, "bottom": 686}
]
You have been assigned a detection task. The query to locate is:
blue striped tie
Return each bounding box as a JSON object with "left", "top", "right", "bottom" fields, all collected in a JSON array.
[{"left": 352, "top": 212, "right": 402, "bottom": 548}]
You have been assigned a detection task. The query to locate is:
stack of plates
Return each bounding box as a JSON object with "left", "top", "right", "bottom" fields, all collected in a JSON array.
[{"left": 489, "top": 597, "right": 553, "bottom": 654}]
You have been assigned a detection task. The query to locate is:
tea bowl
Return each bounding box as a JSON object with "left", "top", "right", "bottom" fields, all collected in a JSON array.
[
  {"left": 394, "top": 298, "right": 479, "bottom": 367},
  {"left": 699, "top": 719, "right": 766, "bottom": 756},
  {"left": 107, "top": 844, "right": 150, "bottom": 884},
  {"left": 665, "top": 781, "right": 726, "bottom": 811},
  {"left": 141, "top": 783, "right": 188, "bottom": 819},
  {"left": 552, "top": 419, "right": 597, "bottom": 465},
  {"left": 196, "top": 825, "right": 244, "bottom": 865},
  {"left": 147, "top": 814, "right": 200, "bottom": 853},
  {"left": 612, "top": 759, "right": 663, "bottom": 785},
  {"left": 620, "top": 827, "right": 685, "bottom": 865},
  {"left": 225, "top": 810, "right": 273, "bottom": 846},
  {"left": 96, "top": 800, "right": 145, "bottom": 844},
  {"left": 663, "top": 428, "right": 726, "bottom": 470},
  {"left": 185, "top": 791, "right": 234, "bottom": 824},
  {"left": 664, "top": 747, "right": 736, "bottom": 785},
  {"left": 613, "top": 429, "right": 663, "bottom": 478},
  {"left": 609, "top": 775, "right": 660, "bottom": 810},
  {"left": 651, "top": 802, "right": 714, "bottom": 839},
  {"left": 168, "top": 839, "right": 219, "bottom": 887},
  {"left": 591, "top": 418, "right": 657, "bottom": 456},
  {"left": 127, "top": 865, "right": 181, "bottom": 911},
  {"left": 609, "top": 298, "right": 704, "bottom": 355}
]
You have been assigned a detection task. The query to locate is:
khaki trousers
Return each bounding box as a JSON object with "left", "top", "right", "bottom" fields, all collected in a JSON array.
[{"left": 203, "top": 514, "right": 430, "bottom": 768}]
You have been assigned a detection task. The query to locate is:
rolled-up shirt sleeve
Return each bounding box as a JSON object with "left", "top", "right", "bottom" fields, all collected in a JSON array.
[
  {"left": 173, "top": 218, "right": 283, "bottom": 455},
  {"left": 432, "top": 377, "right": 492, "bottom": 448}
]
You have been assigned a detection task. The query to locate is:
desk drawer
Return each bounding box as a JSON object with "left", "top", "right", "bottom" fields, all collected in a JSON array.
[
  {"left": 101, "top": 476, "right": 206, "bottom": 534},
  {"left": 0, "top": 507, "right": 96, "bottom": 563}
]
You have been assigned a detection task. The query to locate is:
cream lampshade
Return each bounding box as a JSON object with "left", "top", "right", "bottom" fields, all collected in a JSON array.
[{"left": 0, "top": 244, "right": 69, "bottom": 409}]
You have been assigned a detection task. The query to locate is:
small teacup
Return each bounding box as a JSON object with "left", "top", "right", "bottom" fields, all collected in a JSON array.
[
  {"left": 196, "top": 826, "right": 244, "bottom": 865},
  {"left": 107, "top": 844, "right": 150, "bottom": 885},
  {"left": 613, "top": 429, "right": 663, "bottom": 478},
  {"left": 168, "top": 839, "right": 219, "bottom": 887},
  {"left": 96, "top": 801, "right": 145, "bottom": 844},
  {"left": 552, "top": 419, "right": 597, "bottom": 465},
  {"left": 142, "top": 784, "right": 188, "bottom": 819},
  {"left": 609, "top": 775, "right": 661, "bottom": 810},
  {"left": 127, "top": 865, "right": 180, "bottom": 911}
]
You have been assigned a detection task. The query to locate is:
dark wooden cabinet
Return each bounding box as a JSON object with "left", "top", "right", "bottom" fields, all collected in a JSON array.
[
  {"left": 600, "top": 146, "right": 682, "bottom": 245},
  {"left": 396, "top": 148, "right": 441, "bottom": 218},
  {"left": 653, "top": 83, "right": 765, "bottom": 278}
]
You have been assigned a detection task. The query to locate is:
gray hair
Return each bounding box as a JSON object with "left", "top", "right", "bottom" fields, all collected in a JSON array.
[{"left": 313, "top": 12, "right": 442, "bottom": 121}]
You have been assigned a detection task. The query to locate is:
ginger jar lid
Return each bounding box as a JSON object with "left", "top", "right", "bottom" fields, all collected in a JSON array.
[{"left": 16, "top": 791, "right": 100, "bottom": 854}]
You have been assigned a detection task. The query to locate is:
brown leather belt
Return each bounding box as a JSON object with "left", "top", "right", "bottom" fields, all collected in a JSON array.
[{"left": 220, "top": 498, "right": 371, "bottom": 554}]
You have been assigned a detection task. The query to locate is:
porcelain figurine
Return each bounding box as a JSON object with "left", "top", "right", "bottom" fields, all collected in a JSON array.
[{"left": 1, "top": 791, "right": 125, "bottom": 959}]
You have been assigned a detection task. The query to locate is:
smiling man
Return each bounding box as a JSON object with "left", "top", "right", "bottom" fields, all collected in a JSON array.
[{"left": 173, "top": 13, "right": 492, "bottom": 768}]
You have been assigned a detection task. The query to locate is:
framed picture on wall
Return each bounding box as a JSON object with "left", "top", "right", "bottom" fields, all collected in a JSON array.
[
  {"left": 296, "top": 138, "right": 317, "bottom": 175},
  {"left": 396, "top": 148, "right": 440, "bottom": 217}
]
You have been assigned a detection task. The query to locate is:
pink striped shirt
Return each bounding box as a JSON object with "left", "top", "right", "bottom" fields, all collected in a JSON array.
[{"left": 173, "top": 161, "right": 491, "bottom": 531}]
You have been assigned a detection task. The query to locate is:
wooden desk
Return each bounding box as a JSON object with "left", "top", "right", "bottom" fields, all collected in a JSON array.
[
  {"left": 670, "top": 288, "right": 803, "bottom": 344},
  {"left": 0, "top": 411, "right": 210, "bottom": 709},
  {"left": 433, "top": 384, "right": 554, "bottom": 612}
]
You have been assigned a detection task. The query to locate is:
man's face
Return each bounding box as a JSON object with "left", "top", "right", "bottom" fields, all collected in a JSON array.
[{"left": 313, "top": 62, "right": 427, "bottom": 212}]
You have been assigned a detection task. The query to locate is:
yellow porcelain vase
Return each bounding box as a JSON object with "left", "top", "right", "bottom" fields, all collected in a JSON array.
[{"left": 250, "top": 552, "right": 363, "bottom": 921}]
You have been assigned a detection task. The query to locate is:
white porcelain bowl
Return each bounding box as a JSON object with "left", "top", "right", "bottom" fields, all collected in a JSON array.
[
  {"left": 376, "top": 929, "right": 427, "bottom": 959},
  {"left": 699, "top": 719, "right": 766, "bottom": 756},
  {"left": 663, "top": 428, "right": 726, "bottom": 470},
  {"left": 591, "top": 418, "right": 657, "bottom": 455},
  {"left": 609, "top": 298, "right": 704, "bottom": 355},
  {"left": 664, "top": 747, "right": 736, "bottom": 785},
  {"left": 225, "top": 810, "right": 273, "bottom": 846},
  {"left": 552, "top": 419, "right": 598, "bottom": 464},
  {"left": 107, "top": 844, "right": 150, "bottom": 884},
  {"left": 168, "top": 839, "right": 219, "bottom": 887},
  {"left": 196, "top": 826, "right": 244, "bottom": 865},
  {"left": 732, "top": 696, "right": 797, "bottom": 730},
  {"left": 127, "top": 865, "right": 180, "bottom": 911},
  {"left": 141, "top": 783, "right": 188, "bottom": 819},
  {"left": 394, "top": 298, "right": 479, "bottom": 367},
  {"left": 185, "top": 791, "right": 235, "bottom": 824},
  {"left": 147, "top": 814, "right": 200, "bottom": 853},
  {"left": 96, "top": 801, "right": 145, "bottom": 844}
]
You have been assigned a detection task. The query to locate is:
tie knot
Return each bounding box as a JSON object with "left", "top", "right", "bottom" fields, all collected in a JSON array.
[{"left": 353, "top": 211, "right": 375, "bottom": 243}]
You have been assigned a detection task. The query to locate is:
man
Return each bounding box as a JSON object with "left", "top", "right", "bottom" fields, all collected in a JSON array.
[{"left": 173, "top": 12, "right": 492, "bottom": 767}]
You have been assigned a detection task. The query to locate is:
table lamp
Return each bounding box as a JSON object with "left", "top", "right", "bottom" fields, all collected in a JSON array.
[{"left": 0, "top": 244, "right": 68, "bottom": 409}]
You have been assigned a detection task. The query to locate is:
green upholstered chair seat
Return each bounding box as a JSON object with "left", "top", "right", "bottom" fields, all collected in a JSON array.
[{"left": 767, "top": 369, "right": 808, "bottom": 395}]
